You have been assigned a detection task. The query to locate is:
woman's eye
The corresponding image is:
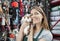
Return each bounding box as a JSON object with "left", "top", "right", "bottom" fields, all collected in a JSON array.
[{"left": 35, "top": 12, "right": 39, "bottom": 15}]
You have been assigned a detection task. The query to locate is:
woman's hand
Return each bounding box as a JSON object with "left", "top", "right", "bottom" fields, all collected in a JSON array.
[
  {"left": 16, "top": 15, "right": 31, "bottom": 41},
  {"left": 21, "top": 21, "right": 30, "bottom": 35},
  {"left": 21, "top": 21, "right": 30, "bottom": 29},
  {"left": 20, "top": 15, "right": 31, "bottom": 34},
  {"left": 16, "top": 20, "right": 30, "bottom": 41}
]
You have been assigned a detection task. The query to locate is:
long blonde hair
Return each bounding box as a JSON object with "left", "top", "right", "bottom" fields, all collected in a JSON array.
[{"left": 28, "top": 6, "right": 49, "bottom": 41}]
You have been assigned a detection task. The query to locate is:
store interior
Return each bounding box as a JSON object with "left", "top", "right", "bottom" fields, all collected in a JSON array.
[{"left": 0, "top": 0, "right": 60, "bottom": 41}]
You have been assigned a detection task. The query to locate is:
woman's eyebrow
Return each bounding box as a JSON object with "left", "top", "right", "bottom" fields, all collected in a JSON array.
[{"left": 35, "top": 12, "right": 41, "bottom": 15}]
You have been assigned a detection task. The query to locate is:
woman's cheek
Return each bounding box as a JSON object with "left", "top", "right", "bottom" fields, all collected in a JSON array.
[
  {"left": 39, "top": 17, "right": 43, "bottom": 23},
  {"left": 32, "top": 19, "right": 39, "bottom": 24}
]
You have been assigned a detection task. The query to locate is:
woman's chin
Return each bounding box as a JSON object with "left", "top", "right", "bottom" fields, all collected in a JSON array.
[{"left": 33, "top": 22, "right": 38, "bottom": 24}]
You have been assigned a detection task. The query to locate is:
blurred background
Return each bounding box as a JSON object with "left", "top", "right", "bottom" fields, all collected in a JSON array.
[{"left": 0, "top": 0, "right": 60, "bottom": 41}]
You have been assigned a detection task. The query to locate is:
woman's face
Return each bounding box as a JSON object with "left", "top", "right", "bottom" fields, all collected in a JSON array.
[{"left": 31, "top": 9, "right": 43, "bottom": 24}]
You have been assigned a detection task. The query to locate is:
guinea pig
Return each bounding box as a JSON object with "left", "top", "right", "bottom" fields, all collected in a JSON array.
[{"left": 21, "top": 14, "right": 31, "bottom": 35}]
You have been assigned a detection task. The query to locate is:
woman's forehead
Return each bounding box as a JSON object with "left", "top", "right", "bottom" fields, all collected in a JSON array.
[
  {"left": 31, "top": 9, "right": 38, "bottom": 14},
  {"left": 31, "top": 9, "right": 42, "bottom": 14}
]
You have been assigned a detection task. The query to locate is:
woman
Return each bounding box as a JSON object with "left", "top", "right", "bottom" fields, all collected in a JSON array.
[{"left": 16, "top": 6, "right": 53, "bottom": 41}]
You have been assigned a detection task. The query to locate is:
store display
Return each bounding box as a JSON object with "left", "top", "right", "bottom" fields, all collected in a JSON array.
[
  {"left": 20, "top": 0, "right": 24, "bottom": 17},
  {"left": 50, "top": 16, "right": 60, "bottom": 21},
  {"left": 56, "top": 22, "right": 60, "bottom": 26},
  {"left": 54, "top": 16, "right": 60, "bottom": 21},
  {"left": 51, "top": 11, "right": 60, "bottom": 16},
  {"left": 11, "top": 1, "right": 18, "bottom": 8},
  {"left": 50, "top": 0, "right": 60, "bottom": 7},
  {"left": 51, "top": 6, "right": 60, "bottom": 11},
  {"left": 0, "top": 0, "right": 60, "bottom": 41},
  {"left": 5, "top": 14, "right": 11, "bottom": 25},
  {"left": 50, "top": 0, "right": 60, "bottom": 40},
  {"left": 13, "top": 29, "right": 18, "bottom": 36},
  {"left": 53, "top": 39, "right": 60, "bottom": 41},
  {"left": 1, "top": 15, "right": 5, "bottom": 25},
  {"left": 52, "top": 30, "right": 60, "bottom": 34},
  {"left": 50, "top": 17, "right": 55, "bottom": 21},
  {"left": 50, "top": 21, "right": 56, "bottom": 26},
  {"left": 13, "top": 8, "right": 19, "bottom": 25},
  {"left": 9, "top": 33, "right": 15, "bottom": 41},
  {"left": 53, "top": 26, "right": 60, "bottom": 29},
  {"left": 51, "top": 0, "right": 60, "bottom": 4}
]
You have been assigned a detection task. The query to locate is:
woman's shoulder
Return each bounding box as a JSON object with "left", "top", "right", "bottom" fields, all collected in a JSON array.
[
  {"left": 34, "top": 29, "right": 52, "bottom": 38},
  {"left": 38, "top": 29, "right": 53, "bottom": 41},
  {"left": 42, "top": 29, "right": 52, "bottom": 34},
  {"left": 41, "top": 29, "right": 53, "bottom": 37}
]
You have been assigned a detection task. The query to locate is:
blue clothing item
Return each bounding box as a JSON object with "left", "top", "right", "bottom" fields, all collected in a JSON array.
[{"left": 13, "top": 9, "right": 19, "bottom": 25}]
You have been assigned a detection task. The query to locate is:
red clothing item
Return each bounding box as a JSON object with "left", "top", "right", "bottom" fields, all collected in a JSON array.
[
  {"left": 9, "top": 33, "right": 15, "bottom": 38},
  {"left": 20, "top": 0, "right": 24, "bottom": 17},
  {"left": 11, "top": 1, "right": 18, "bottom": 8}
]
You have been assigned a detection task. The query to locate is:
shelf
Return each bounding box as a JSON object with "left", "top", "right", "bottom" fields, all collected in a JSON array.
[
  {"left": 53, "top": 36, "right": 60, "bottom": 40},
  {"left": 53, "top": 33, "right": 60, "bottom": 37},
  {"left": 50, "top": 0, "right": 60, "bottom": 7},
  {"left": 51, "top": 6, "right": 60, "bottom": 11}
]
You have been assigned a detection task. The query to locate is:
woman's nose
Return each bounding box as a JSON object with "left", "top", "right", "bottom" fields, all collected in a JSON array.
[{"left": 31, "top": 15, "right": 35, "bottom": 18}]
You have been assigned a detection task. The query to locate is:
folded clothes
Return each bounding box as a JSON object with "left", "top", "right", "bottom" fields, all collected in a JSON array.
[
  {"left": 51, "top": 6, "right": 60, "bottom": 11},
  {"left": 51, "top": 11, "right": 60, "bottom": 16},
  {"left": 52, "top": 30, "right": 60, "bottom": 34},
  {"left": 50, "top": 16, "right": 60, "bottom": 21},
  {"left": 53, "top": 26, "right": 60, "bottom": 29}
]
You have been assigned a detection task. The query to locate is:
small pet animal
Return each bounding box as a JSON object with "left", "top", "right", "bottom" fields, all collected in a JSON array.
[{"left": 21, "top": 14, "right": 31, "bottom": 35}]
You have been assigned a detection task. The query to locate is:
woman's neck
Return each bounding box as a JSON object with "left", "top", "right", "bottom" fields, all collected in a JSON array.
[{"left": 34, "top": 23, "right": 42, "bottom": 33}]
